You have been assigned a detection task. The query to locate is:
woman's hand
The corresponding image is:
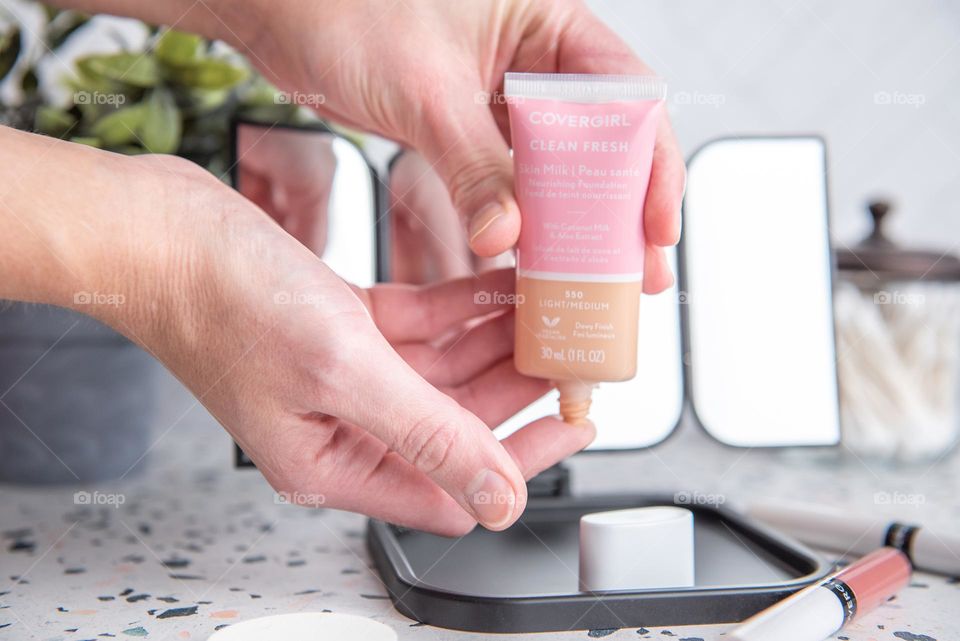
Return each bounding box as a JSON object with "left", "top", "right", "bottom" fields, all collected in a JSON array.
[
  {"left": 52, "top": 0, "right": 685, "bottom": 291},
  {"left": 133, "top": 159, "right": 595, "bottom": 535},
  {"left": 239, "top": 0, "right": 685, "bottom": 291},
  {"left": 5, "top": 133, "right": 593, "bottom": 536}
]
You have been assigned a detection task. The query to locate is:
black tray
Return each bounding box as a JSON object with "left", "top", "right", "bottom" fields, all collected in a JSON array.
[{"left": 366, "top": 494, "right": 830, "bottom": 633}]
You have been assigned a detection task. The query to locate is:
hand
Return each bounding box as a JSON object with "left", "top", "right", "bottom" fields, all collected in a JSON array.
[
  {"left": 233, "top": 0, "right": 684, "bottom": 292},
  {"left": 85, "top": 153, "right": 595, "bottom": 536}
]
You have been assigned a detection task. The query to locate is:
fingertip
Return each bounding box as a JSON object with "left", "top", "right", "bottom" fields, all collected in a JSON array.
[
  {"left": 644, "top": 173, "right": 684, "bottom": 247},
  {"left": 644, "top": 123, "right": 686, "bottom": 247},
  {"left": 465, "top": 466, "right": 527, "bottom": 531},
  {"left": 642, "top": 246, "right": 674, "bottom": 294},
  {"left": 468, "top": 198, "right": 521, "bottom": 257},
  {"left": 501, "top": 415, "right": 597, "bottom": 482}
]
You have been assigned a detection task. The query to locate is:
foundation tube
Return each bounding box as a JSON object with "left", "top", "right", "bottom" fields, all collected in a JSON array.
[{"left": 504, "top": 73, "right": 666, "bottom": 425}]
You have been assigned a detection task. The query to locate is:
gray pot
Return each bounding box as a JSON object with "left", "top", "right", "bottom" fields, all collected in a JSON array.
[{"left": 0, "top": 302, "right": 158, "bottom": 484}]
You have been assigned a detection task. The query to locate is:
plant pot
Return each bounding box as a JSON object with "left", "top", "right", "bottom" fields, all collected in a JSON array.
[{"left": 0, "top": 302, "right": 158, "bottom": 484}]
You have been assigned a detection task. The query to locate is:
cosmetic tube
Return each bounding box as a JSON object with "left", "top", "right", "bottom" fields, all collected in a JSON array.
[
  {"left": 730, "top": 547, "right": 911, "bottom": 641},
  {"left": 748, "top": 500, "right": 960, "bottom": 576},
  {"left": 504, "top": 73, "right": 666, "bottom": 424}
]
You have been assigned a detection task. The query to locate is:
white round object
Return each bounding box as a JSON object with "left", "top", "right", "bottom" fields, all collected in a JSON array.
[
  {"left": 208, "top": 613, "right": 397, "bottom": 641},
  {"left": 579, "top": 506, "right": 695, "bottom": 592}
]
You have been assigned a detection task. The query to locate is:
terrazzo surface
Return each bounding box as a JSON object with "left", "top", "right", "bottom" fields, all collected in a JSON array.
[{"left": 1, "top": 371, "right": 958, "bottom": 640}]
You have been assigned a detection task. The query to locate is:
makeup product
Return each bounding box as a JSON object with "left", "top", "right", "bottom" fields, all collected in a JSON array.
[
  {"left": 748, "top": 501, "right": 960, "bottom": 576},
  {"left": 579, "top": 506, "right": 694, "bottom": 592},
  {"left": 207, "top": 613, "right": 397, "bottom": 641},
  {"left": 504, "top": 73, "right": 666, "bottom": 424},
  {"left": 729, "top": 547, "right": 911, "bottom": 641}
]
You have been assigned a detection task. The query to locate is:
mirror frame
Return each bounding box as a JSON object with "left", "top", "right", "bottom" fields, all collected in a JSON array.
[{"left": 676, "top": 134, "right": 842, "bottom": 449}]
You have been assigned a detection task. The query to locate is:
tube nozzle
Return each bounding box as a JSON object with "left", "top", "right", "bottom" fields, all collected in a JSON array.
[{"left": 556, "top": 380, "right": 596, "bottom": 426}]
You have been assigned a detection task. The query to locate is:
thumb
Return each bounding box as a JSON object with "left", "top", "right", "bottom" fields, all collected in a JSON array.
[
  {"left": 328, "top": 331, "right": 527, "bottom": 530},
  {"left": 415, "top": 87, "right": 519, "bottom": 257}
]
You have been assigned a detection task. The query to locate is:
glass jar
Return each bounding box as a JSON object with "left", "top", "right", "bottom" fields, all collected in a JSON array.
[{"left": 834, "top": 200, "right": 960, "bottom": 462}]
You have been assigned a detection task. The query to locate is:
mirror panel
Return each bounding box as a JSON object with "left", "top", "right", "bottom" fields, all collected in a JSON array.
[{"left": 681, "top": 137, "right": 840, "bottom": 447}]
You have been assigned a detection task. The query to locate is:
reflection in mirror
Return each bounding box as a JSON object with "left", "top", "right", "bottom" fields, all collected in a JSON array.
[
  {"left": 682, "top": 137, "right": 840, "bottom": 447},
  {"left": 387, "top": 152, "right": 683, "bottom": 451},
  {"left": 235, "top": 122, "right": 377, "bottom": 287},
  {"left": 388, "top": 152, "right": 510, "bottom": 283}
]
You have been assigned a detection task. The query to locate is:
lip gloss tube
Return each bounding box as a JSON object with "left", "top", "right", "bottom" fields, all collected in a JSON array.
[
  {"left": 748, "top": 500, "right": 960, "bottom": 576},
  {"left": 504, "top": 73, "right": 666, "bottom": 424},
  {"left": 729, "top": 547, "right": 911, "bottom": 641}
]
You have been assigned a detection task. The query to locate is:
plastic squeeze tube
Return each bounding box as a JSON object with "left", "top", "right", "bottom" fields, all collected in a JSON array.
[
  {"left": 504, "top": 73, "right": 666, "bottom": 424},
  {"left": 729, "top": 547, "right": 912, "bottom": 641}
]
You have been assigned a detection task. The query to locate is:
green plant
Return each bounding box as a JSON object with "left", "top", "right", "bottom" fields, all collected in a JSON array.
[{"left": 20, "top": 25, "right": 313, "bottom": 174}]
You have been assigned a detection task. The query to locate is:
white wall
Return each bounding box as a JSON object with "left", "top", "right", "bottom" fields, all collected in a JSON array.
[{"left": 588, "top": 0, "right": 960, "bottom": 252}]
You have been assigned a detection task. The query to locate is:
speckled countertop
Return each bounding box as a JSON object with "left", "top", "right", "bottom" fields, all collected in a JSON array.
[{"left": 1, "top": 371, "right": 958, "bottom": 641}]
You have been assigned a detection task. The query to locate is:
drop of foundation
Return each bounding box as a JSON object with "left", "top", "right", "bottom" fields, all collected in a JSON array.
[{"left": 556, "top": 380, "right": 596, "bottom": 425}]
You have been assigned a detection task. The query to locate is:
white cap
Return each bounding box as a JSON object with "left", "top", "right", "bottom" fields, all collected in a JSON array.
[{"left": 579, "top": 506, "right": 695, "bottom": 592}]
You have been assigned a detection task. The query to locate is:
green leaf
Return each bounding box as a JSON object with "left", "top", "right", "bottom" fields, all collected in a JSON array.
[
  {"left": 156, "top": 29, "right": 203, "bottom": 66},
  {"left": 91, "top": 105, "right": 145, "bottom": 146},
  {"left": 77, "top": 53, "right": 159, "bottom": 88},
  {"left": 164, "top": 58, "right": 248, "bottom": 90},
  {"left": 238, "top": 78, "right": 285, "bottom": 108},
  {"left": 34, "top": 106, "right": 78, "bottom": 138},
  {"left": 140, "top": 87, "right": 181, "bottom": 154},
  {"left": 185, "top": 87, "right": 231, "bottom": 114}
]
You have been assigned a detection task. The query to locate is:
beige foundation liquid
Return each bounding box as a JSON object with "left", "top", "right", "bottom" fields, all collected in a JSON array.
[
  {"left": 505, "top": 73, "right": 666, "bottom": 424},
  {"left": 514, "top": 278, "right": 642, "bottom": 424}
]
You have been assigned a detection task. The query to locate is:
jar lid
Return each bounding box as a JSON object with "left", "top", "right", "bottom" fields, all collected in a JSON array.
[
  {"left": 579, "top": 506, "right": 694, "bottom": 592},
  {"left": 836, "top": 200, "right": 960, "bottom": 282}
]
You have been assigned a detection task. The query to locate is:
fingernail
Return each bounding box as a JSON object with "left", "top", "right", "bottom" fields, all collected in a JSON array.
[
  {"left": 465, "top": 468, "right": 516, "bottom": 529},
  {"left": 468, "top": 203, "right": 505, "bottom": 244}
]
